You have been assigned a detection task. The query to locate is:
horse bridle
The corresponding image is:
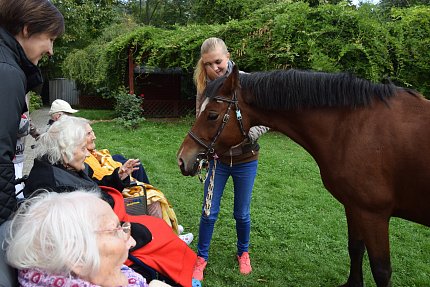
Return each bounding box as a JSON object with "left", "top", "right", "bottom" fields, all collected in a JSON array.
[{"left": 188, "top": 90, "right": 248, "bottom": 165}]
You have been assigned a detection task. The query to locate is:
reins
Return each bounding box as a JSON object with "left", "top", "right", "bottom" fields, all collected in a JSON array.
[{"left": 188, "top": 90, "right": 248, "bottom": 216}]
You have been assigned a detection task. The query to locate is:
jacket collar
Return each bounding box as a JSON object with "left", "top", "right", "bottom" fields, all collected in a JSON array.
[{"left": 0, "top": 27, "right": 43, "bottom": 91}]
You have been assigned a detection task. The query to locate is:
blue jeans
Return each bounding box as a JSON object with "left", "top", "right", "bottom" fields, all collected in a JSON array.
[{"left": 197, "top": 159, "right": 258, "bottom": 260}]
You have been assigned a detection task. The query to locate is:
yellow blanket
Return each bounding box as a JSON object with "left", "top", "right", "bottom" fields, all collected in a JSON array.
[{"left": 85, "top": 149, "right": 179, "bottom": 234}]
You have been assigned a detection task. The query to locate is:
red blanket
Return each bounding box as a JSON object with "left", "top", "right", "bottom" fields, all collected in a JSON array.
[{"left": 101, "top": 186, "right": 196, "bottom": 287}]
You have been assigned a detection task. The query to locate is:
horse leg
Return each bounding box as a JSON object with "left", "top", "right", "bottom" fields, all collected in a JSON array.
[
  {"left": 360, "top": 214, "right": 392, "bottom": 287},
  {"left": 339, "top": 208, "right": 365, "bottom": 287}
]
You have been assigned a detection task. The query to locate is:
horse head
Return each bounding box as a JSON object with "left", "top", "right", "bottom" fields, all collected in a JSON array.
[{"left": 177, "top": 65, "right": 250, "bottom": 176}]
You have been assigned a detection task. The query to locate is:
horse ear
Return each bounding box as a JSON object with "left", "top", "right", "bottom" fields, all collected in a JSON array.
[{"left": 222, "top": 65, "right": 240, "bottom": 94}]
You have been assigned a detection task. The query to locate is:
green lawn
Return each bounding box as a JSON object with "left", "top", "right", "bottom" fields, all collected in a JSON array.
[
  {"left": 90, "top": 114, "right": 429, "bottom": 287},
  {"left": 74, "top": 109, "right": 117, "bottom": 121}
]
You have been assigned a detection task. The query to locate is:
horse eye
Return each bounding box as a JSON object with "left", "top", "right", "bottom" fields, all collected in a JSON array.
[{"left": 207, "top": 112, "right": 219, "bottom": 121}]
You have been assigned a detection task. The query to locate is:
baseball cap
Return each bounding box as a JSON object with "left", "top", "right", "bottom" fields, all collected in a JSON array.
[{"left": 49, "top": 99, "right": 79, "bottom": 115}]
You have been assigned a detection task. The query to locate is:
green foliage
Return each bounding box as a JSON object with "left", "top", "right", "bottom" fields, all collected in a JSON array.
[
  {"left": 189, "top": 0, "right": 283, "bottom": 25},
  {"left": 62, "top": 2, "right": 430, "bottom": 98},
  {"left": 74, "top": 109, "right": 117, "bottom": 121},
  {"left": 41, "top": 0, "right": 121, "bottom": 78},
  {"left": 62, "top": 18, "right": 140, "bottom": 96},
  {"left": 113, "top": 87, "right": 144, "bottom": 129},
  {"left": 379, "top": 0, "right": 430, "bottom": 9},
  {"left": 388, "top": 6, "right": 430, "bottom": 95},
  {"left": 27, "top": 91, "right": 43, "bottom": 113},
  {"left": 118, "top": 0, "right": 190, "bottom": 26}
]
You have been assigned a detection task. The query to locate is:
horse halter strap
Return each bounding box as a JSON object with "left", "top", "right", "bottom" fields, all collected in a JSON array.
[{"left": 188, "top": 91, "right": 248, "bottom": 159}]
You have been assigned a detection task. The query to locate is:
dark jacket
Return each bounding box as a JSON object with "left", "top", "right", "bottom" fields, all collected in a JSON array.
[
  {"left": 23, "top": 158, "right": 114, "bottom": 207},
  {"left": 23, "top": 158, "right": 153, "bottom": 261},
  {"left": 86, "top": 164, "right": 131, "bottom": 193},
  {"left": 0, "top": 27, "right": 43, "bottom": 224}
]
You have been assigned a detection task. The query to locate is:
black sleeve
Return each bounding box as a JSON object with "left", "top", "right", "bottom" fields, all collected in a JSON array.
[
  {"left": 87, "top": 164, "right": 130, "bottom": 191},
  {"left": 129, "top": 222, "right": 152, "bottom": 251},
  {"left": 0, "top": 164, "right": 17, "bottom": 224},
  {"left": 0, "top": 64, "right": 26, "bottom": 224}
]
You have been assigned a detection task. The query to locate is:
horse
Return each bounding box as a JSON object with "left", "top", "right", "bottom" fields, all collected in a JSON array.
[{"left": 176, "top": 65, "right": 430, "bottom": 287}]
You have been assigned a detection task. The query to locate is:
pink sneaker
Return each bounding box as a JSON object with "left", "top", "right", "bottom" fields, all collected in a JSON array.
[
  {"left": 237, "top": 252, "right": 252, "bottom": 275},
  {"left": 192, "top": 256, "right": 207, "bottom": 281}
]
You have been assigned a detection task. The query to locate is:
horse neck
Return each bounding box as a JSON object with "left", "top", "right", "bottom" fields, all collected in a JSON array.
[{"left": 246, "top": 106, "right": 345, "bottom": 156}]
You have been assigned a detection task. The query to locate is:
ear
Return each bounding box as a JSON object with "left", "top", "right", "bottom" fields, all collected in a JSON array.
[
  {"left": 221, "top": 65, "right": 240, "bottom": 95},
  {"left": 62, "top": 153, "right": 69, "bottom": 166},
  {"left": 22, "top": 25, "right": 29, "bottom": 37}
]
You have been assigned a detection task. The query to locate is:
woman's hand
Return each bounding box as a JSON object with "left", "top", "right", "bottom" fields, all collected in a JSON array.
[{"left": 118, "top": 159, "right": 140, "bottom": 180}]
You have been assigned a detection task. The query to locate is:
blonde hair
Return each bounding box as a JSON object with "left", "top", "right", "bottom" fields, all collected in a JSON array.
[
  {"left": 193, "top": 37, "right": 229, "bottom": 95},
  {"left": 5, "top": 190, "right": 103, "bottom": 277}
]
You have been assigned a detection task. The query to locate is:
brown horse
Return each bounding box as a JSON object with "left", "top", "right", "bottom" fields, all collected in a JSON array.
[{"left": 177, "top": 65, "right": 430, "bottom": 287}]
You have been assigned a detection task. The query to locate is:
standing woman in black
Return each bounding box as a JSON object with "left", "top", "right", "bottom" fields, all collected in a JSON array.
[{"left": 0, "top": 0, "right": 64, "bottom": 224}]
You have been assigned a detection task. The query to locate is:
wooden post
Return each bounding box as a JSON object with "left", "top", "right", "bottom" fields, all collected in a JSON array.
[{"left": 128, "top": 48, "right": 134, "bottom": 95}]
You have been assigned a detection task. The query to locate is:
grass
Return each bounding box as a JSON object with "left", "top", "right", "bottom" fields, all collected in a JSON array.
[
  {"left": 74, "top": 109, "right": 116, "bottom": 121},
  {"left": 87, "top": 111, "right": 430, "bottom": 287}
]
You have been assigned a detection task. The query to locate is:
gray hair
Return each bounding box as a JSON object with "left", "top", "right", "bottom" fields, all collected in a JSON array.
[
  {"left": 5, "top": 190, "right": 102, "bottom": 277},
  {"left": 35, "top": 116, "right": 89, "bottom": 165}
]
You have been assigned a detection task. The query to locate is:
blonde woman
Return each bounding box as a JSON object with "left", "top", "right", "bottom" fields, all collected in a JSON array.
[{"left": 192, "top": 37, "right": 268, "bottom": 280}]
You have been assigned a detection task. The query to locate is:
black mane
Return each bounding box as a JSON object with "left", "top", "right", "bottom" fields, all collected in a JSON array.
[{"left": 205, "top": 70, "right": 399, "bottom": 110}]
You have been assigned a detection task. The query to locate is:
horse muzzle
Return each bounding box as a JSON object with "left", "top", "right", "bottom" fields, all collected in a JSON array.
[{"left": 177, "top": 156, "right": 200, "bottom": 176}]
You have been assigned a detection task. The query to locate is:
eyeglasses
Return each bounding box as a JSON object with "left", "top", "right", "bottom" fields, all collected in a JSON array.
[{"left": 96, "top": 222, "right": 131, "bottom": 240}]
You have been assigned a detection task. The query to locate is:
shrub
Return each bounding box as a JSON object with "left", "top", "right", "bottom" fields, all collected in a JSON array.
[
  {"left": 113, "top": 87, "right": 144, "bottom": 129},
  {"left": 27, "top": 91, "right": 43, "bottom": 113}
]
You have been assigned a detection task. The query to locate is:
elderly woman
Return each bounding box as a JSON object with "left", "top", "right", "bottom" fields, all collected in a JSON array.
[
  {"left": 84, "top": 122, "right": 194, "bottom": 244},
  {"left": 5, "top": 190, "right": 172, "bottom": 287},
  {"left": 24, "top": 116, "right": 140, "bottom": 205},
  {"left": 22, "top": 116, "right": 199, "bottom": 287},
  {"left": 22, "top": 116, "right": 114, "bottom": 203}
]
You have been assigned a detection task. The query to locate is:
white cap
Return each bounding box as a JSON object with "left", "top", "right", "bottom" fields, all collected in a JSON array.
[{"left": 49, "top": 99, "right": 79, "bottom": 115}]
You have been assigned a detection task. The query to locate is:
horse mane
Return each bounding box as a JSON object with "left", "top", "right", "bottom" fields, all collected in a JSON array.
[{"left": 205, "top": 70, "right": 399, "bottom": 110}]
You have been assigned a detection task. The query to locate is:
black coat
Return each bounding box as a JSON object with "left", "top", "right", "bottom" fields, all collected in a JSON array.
[
  {"left": 0, "top": 27, "right": 43, "bottom": 224},
  {"left": 23, "top": 158, "right": 114, "bottom": 207},
  {"left": 23, "top": 158, "right": 150, "bottom": 247}
]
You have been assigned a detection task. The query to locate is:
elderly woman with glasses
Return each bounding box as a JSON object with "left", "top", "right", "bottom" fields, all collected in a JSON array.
[
  {"left": 21, "top": 116, "right": 199, "bottom": 287},
  {"left": 5, "top": 190, "right": 172, "bottom": 287}
]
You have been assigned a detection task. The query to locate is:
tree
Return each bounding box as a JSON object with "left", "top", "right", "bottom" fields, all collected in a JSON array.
[
  {"left": 379, "top": 0, "right": 430, "bottom": 8},
  {"left": 119, "top": 0, "right": 191, "bottom": 26},
  {"left": 189, "top": 0, "right": 281, "bottom": 24},
  {"left": 41, "top": 0, "right": 120, "bottom": 78}
]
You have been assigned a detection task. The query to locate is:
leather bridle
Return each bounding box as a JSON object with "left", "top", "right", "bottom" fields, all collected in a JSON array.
[{"left": 188, "top": 91, "right": 248, "bottom": 162}]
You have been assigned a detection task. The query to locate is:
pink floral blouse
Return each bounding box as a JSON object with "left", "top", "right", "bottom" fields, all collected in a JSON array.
[{"left": 18, "top": 265, "right": 149, "bottom": 287}]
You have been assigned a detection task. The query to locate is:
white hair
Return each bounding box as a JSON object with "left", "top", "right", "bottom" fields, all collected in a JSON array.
[
  {"left": 35, "top": 116, "right": 89, "bottom": 165},
  {"left": 5, "top": 190, "right": 103, "bottom": 277}
]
